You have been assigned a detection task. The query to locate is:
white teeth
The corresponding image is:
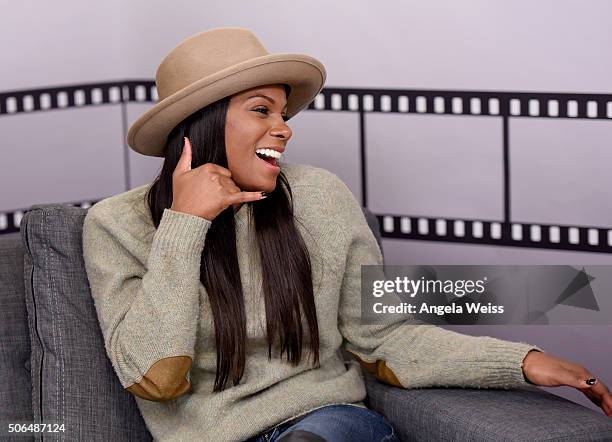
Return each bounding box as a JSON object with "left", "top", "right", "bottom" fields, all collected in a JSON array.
[{"left": 255, "top": 148, "right": 282, "bottom": 159}]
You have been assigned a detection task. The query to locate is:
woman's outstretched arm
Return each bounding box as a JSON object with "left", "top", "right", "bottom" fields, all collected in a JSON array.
[
  {"left": 337, "top": 222, "right": 540, "bottom": 390},
  {"left": 82, "top": 204, "right": 211, "bottom": 402}
]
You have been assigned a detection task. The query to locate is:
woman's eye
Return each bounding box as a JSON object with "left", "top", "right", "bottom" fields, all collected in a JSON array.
[{"left": 254, "top": 107, "right": 289, "bottom": 122}]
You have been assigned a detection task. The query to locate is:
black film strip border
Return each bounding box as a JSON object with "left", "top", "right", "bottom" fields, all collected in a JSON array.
[
  {"left": 2, "top": 205, "right": 610, "bottom": 253},
  {"left": 308, "top": 87, "right": 612, "bottom": 119},
  {"left": 3, "top": 81, "right": 610, "bottom": 118},
  {"left": 0, "top": 80, "right": 156, "bottom": 113},
  {"left": 2, "top": 81, "right": 611, "bottom": 254},
  {"left": 376, "top": 214, "right": 612, "bottom": 254}
]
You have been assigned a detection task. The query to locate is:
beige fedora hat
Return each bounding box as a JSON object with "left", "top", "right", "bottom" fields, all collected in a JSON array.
[{"left": 127, "top": 27, "right": 327, "bottom": 157}]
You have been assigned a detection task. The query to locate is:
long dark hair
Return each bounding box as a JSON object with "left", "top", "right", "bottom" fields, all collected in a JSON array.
[{"left": 145, "top": 85, "right": 321, "bottom": 392}]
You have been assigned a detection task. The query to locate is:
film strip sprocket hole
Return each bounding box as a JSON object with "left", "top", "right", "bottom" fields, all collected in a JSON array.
[{"left": 2, "top": 81, "right": 611, "bottom": 254}]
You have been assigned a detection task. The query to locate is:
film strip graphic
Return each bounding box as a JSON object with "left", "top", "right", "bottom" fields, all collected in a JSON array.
[
  {"left": 312, "top": 87, "right": 612, "bottom": 254},
  {"left": 0, "top": 80, "right": 158, "bottom": 113},
  {"left": 1, "top": 81, "right": 611, "bottom": 254}
]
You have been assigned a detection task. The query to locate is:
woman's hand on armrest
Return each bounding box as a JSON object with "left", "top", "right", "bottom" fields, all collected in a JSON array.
[
  {"left": 126, "top": 355, "right": 193, "bottom": 402},
  {"left": 522, "top": 350, "right": 612, "bottom": 416}
]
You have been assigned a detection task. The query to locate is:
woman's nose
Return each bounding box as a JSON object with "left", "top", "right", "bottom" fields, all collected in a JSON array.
[{"left": 271, "top": 121, "right": 292, "bottom": 140}]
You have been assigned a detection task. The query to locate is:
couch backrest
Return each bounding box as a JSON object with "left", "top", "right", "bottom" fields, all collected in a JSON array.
[
  {"left": 362, "top": 208, "right": 384, "bottom": 259},
  {"left": 19, "top": 204, "right": 153, "bottom": 440}
]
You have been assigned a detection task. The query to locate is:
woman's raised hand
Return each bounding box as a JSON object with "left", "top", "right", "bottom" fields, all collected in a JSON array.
[
  {"left": 170, "top": 137, "right": 266, "bottom": 221},
  {"left": 522, "top": 350, "right": 612, "bottom": 416}
]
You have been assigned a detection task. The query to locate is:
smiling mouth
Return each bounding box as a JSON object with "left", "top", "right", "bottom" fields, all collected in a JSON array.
[{"left": 255, "top": 152, "right": 278, "bottom": 167}]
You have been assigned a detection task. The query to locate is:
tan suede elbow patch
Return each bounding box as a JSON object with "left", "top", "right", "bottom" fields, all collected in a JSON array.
[
  {"left": 347, "top": 350, "right": 404, "bottom": 388},
  {"left": 126, "top": 355, "right": 193, "bottom": 402}
]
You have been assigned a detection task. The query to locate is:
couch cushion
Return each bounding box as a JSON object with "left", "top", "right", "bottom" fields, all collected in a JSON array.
[
  {"left": 21, "top": 205, "right": 152, "bottom": 441},
  {"left": 364, "top": 370, "right": 612, "bottom": 441},
  {"left": 0, "top": 232, "right": 34, "bottom": 440}
]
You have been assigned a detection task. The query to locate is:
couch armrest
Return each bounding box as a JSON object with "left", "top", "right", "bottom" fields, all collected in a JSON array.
[{"left": 363, "top": 371, "right": 612, "bottom": 441}]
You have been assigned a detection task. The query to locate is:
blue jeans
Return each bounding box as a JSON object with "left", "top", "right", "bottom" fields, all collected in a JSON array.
[{"left": 246, "top": 404, "right": 399, "bottom": 442}]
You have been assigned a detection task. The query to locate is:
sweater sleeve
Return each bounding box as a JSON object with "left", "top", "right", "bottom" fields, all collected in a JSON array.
[
  {"left": 332, "top": 178, "right": 543, "bottom": 390},
  {"left": 82, "top": 206, "right": 211, "bottom": 391}
]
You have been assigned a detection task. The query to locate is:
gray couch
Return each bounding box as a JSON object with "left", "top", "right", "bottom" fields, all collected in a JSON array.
[{"left": 1, "top": 203, "right": 611, "bottom": 441}]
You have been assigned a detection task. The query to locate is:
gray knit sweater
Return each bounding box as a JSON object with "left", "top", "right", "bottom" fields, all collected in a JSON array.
[{"left": 82, "top": 162, "right": 541, "bottom": 441}]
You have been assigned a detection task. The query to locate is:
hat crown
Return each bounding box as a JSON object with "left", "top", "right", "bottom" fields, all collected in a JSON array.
[{"left": 155, "top": 27, "right": 269, "bottom": 101}]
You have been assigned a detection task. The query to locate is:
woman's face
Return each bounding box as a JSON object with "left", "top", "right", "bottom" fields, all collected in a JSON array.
[{"left": 225, "top": 83, "right": 292, "bottom": 193}]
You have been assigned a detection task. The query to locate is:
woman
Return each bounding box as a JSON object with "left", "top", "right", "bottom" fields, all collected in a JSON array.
[{"left": 82, "top": 27, "right": 611, "bottom": 442}]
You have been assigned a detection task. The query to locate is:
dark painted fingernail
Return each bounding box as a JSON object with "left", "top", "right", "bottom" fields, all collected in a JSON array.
[
  {"left": 586, "top": 378, "right": 597, "bottom": 385},
  {"left": 261, "top": 191, "right": 269, "bottom": 198}
]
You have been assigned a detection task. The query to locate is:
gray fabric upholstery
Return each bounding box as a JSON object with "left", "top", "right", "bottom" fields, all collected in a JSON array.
[
  {"left": 364, "top": 370, "right": 612, "bottom": 441},
  {"left": 20, "top": 205, "right": 152, "bottom": 441},
  {"left": 0, "top": 232, "right": 34, "bottom": 442}
]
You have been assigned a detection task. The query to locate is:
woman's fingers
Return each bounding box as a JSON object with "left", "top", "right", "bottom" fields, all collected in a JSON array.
[
  {"left": 573, "top": 375, "right": 612, "bottom": 416},
  {"left": 603, "top": 393, "right": 612, "bottom": 417},
  {"left": 522, "top": 352, "right": 612, "bottom": 416},
  {"left": 582, "top": 384, "right": 602, "bottom": 406},
  {"left": 226, "top": 190, "right": 267, "bottom": 205},
  {"left": 586, "top": 380, "right": 610, "bottom": 406},
  {"left": 174, "top": 137, "right": 193, "bottom": 175}
]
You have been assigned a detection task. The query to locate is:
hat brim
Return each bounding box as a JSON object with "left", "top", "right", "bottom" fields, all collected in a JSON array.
[{"left": 127, "top": 53, "right": 326, "bottom": 157}]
